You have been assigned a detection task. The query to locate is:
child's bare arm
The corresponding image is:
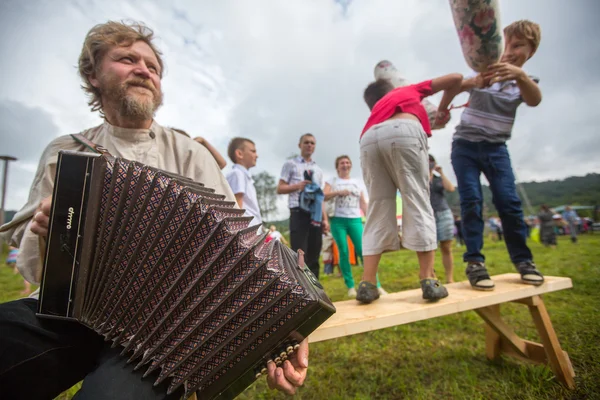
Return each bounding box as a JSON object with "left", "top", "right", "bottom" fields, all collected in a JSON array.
[
  {"left": 431, "top": 73, "right": 463, "bottom": 112},
  {"left": 460, "top": 74, "right": 485, "bottom": 92}
]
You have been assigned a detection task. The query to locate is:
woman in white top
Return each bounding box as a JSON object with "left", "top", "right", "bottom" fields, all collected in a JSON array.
[{"left": 324, "top": 155, "right": 386, "bottom": 297}]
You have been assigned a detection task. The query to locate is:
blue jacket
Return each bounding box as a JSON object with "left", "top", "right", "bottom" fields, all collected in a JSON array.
[{"left": 299, "top": 182, "right": 324, "bottom": 224}]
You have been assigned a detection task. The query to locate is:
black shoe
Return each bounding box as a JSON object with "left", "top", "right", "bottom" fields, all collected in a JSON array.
[
  {"left": 420, "top": 279, "right": 448, "bottom": 301},
  {"left": 356, "top": 281, "right": 380, "bottom": 304},
  {"left": 515, "top": 261, "right": 544, "bottom": 286},
  {"left": 465, "top": 262, "right": 495, "bottom": 291}
]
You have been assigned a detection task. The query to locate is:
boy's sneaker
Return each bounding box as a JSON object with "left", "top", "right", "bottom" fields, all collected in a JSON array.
[
  {"left": 347, "top": 288, "right": 357, "bottom": 298},
  {"left": 356, "top": 281, "right": 379, "bottom": 304},
  {"left": 378, "top": 287, "right": 389, "bottom": 296},
  {"left": 465, "top": 262, "right": 495, "bottom": 291},
  {"left": 420, "top": 279, "right": 448, "bottom": 301},
  {"left": 515, "top": 261, "right": 544, "bottom": 286}
]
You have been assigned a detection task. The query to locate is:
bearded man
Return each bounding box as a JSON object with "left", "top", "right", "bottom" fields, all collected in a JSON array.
[{"left": 0, "top": 21, "right": 308, "bottom": 400}]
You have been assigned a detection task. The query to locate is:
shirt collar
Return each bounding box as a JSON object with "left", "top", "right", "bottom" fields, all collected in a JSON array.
[
  {"left": 296, "top": 156, "right": 315, "bottom": 165},
  {"left": 102, "top": 120, "right": 160, "bottom": 141},
  {"left": 232, "top": 163, "right": 252, "bottom": 178}
]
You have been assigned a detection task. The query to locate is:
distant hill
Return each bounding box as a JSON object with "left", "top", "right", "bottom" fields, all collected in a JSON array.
[{"left": 446, "top": 173, "right": 600, "bottom": 217}]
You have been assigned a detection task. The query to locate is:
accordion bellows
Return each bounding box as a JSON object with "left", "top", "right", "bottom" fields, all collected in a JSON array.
[{"left": 37, "top": 151, "right": 335, "bottom": 399}]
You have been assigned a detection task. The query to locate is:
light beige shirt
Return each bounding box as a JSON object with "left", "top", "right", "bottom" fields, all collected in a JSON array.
[{"left": 0, "top": 121, "right": 235, "bottom": 288}]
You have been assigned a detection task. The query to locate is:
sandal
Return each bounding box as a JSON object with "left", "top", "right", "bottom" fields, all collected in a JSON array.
[
  {"left": 515, "top": 261, "right": 544, "bottom": 286},
  {"left": 420, "top": 278, "right": 448, "bottom": 301},
  {"left": 465, "top": 262, "right": 495, "bottom": 291},
  {"left": 356, "top": 281, "right": 379, "bottom": 304}
]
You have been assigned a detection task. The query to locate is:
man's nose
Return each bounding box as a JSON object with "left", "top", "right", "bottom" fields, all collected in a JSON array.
[{"left": 133, "top": 62, "right": 152, "bottom": 79}]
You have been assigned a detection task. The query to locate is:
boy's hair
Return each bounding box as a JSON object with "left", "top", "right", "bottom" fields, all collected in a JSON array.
[
  {"left": 78, "top": 21, "right": 164, "bottom": 115},
  {"left": 299, "top": 133, "right": 315, "bottom": 144},
  {"left": 335, "top": 155, "right": 351, "bottom": 169},
  {"left": 363, "top": 79, "right": 394, "bottom": 110},
  {"left": 227, "top": 137, "right": 254, "bottom": 163},
  {"left": 504, "top": 20, "right": 541, "bottom": 58}
]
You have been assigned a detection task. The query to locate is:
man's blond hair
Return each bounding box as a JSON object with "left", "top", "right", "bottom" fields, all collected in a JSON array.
[
  {"left": 78, "top": 21, "right": 164, "bottom": 114},
  {"left": 504, "top": 20, "right": 541, "bottom": 58}
]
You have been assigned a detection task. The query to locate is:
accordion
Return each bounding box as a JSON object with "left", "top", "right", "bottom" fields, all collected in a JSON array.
[{"left": 37, "top": 151, "right": 335, "bottom": 399}]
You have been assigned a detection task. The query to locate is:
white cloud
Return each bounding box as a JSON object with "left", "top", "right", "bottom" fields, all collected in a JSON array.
[{"left": 1, "top": 0, "right": 599, "bottom": 217}]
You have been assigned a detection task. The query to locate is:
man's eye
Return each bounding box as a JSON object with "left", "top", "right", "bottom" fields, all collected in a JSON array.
[{"left": 120, "top": 57, "right": 134, "bottom": 63}]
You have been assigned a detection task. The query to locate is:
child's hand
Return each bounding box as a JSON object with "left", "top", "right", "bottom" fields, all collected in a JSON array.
[
  {"left": 474, "top": 74, "right": 491, "bottom": 88},
  {"left": 434, "top": 109, "right": 450, "bottom": 128},
  {"left": 484, "top": 63, "right": 526, "bottom": 84}
]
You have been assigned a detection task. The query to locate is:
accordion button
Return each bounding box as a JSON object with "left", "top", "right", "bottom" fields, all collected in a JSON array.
[{"left": 255, "top": 372, "right": 262, "bottom": 379}]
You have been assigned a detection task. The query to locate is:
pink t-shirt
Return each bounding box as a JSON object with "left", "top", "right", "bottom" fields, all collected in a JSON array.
[{"left": 361, "top": 80, "right": 434, "bottom": 138}]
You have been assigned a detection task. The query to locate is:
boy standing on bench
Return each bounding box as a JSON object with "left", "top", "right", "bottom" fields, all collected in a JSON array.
[
  {"left": 357, "top": 72, "right": 462, "bottom": 303},
  {"left": 451, "top": 20, "right": 544, "bottom": 291}
]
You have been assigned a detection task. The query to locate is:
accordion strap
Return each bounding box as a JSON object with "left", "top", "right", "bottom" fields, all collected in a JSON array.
[{"left": 71, "top": 133, "right": 113, "bottom": 157}]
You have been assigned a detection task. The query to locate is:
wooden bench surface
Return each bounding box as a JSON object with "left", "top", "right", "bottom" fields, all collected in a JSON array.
[{"left": 310, "top": 274, "right": 572, "bottom": 343}]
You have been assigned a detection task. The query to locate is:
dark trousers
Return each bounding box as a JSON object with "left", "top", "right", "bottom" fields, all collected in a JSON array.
[
  {"left": 0, "top": 298, "right": 183, "bottom": 400},
  {"left": 289, "top": 208, "right": 322, "bottom": 279},
  {"left": 451, "top": 139, "right": 533, "bottom": 265}
]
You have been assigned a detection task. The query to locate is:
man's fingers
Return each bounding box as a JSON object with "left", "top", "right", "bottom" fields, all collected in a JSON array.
[
  {"left": 267, "top": 364, "right": 297, "bottom": 396},
  {"left": 297, "top": 338, "right": 309, "bottom": 368},
  {"left": 40, "top": 198, "right": 52, "bottom": 214},
  {"left": 30, "top": 222, "right": 48, "bottom": 237},
  {"left": 282, "top": 360, "right": 307, "bottom": 387},
  {"left": 266, "top": 361, "right": 277, "bottom": 390}
]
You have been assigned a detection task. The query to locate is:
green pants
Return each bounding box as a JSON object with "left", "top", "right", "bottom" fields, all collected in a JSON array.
[{"left": 330, "top": 217, "right": 380, "bottom": 289}]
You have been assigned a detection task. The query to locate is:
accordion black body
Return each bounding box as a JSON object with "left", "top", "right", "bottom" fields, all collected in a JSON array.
[{"left": 37, "top": 151, "right": 335, "bottom": 399}]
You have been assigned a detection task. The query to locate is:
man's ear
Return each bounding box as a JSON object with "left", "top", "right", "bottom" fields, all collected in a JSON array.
[{"left": 89, "top": 74, "right": 100, "bottom": 89}]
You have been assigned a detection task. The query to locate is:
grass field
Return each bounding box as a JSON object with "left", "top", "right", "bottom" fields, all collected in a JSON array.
[{"left": 1, "top": 235, "right": 598, "bottom": 399}]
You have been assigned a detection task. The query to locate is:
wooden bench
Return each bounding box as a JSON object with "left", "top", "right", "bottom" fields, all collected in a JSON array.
[{"left": 310, "top": 273, "right": 575, "bottom": 388}]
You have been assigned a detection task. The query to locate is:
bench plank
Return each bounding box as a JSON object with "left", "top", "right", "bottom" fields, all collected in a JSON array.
[{"left": 310, "top": 274, "right": 572, "bottom": 343}]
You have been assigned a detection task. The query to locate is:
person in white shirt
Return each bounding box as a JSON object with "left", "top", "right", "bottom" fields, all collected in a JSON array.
[
  {"left": 226, "top": 137, "right": 263, "bottom": 227},
  {"left": 267, "top": 225, "right": 289, "bottom": 246},
  {"left": 324, "top": 155, "right": 387, "bottom": 298}
]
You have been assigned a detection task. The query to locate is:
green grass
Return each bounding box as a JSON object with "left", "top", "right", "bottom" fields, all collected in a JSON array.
[{"left": 1, "top": 236, "right": 599, "bottom": 399}]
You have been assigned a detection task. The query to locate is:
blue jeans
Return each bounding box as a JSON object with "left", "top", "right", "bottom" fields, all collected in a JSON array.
[{"left": 451, "top": 139, "right": 533, "bottom": 264}]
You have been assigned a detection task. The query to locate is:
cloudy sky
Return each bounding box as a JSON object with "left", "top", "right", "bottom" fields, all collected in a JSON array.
[{"left": 1, "top": 0, "right": 599, "bottom": 218}]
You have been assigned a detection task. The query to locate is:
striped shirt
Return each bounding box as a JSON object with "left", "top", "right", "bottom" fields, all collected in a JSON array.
[
  {"left": 279, "top": 156, "right": 324, "bottom": 209},
  {"left": 454, "top": 75, "right": 540, "bottom": 143}
]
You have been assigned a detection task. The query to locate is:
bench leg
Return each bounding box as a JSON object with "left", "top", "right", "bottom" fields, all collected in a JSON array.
[
  {"left": 475, "top": 296, "right": 575, "bottom": 389},
  {"left": 527, "top": 295, "right": 576, "bottom": 389}
]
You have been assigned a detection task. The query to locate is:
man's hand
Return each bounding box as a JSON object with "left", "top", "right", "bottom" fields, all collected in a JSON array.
[
  {"left": 295, "top": 180, "right": 311, "bottom": 192},
  {"left": 484, "top": 63, "right": 526, "bottom": 84},
  {"left": 434, "top": 165, "right": 443, "bottom": 174},
  {"left": 30, "top": 196, "right": 52, "bottom": 237},
  {"left": 337, "top": 189, "right": 351, "bottom": 197},
  {"left": 267, "top": 339, "right": 309, "bottom": 396}
]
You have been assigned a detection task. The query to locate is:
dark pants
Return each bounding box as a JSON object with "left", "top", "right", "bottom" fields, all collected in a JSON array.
[
  {"left": 451, "top": 139, "right": 533, "bottom": 265},
  {"left": 0, "top": 298, "right": 183, "bottom": 400},
  {"left": 289, "top": 208, "right": 322, "bottom": 279}
]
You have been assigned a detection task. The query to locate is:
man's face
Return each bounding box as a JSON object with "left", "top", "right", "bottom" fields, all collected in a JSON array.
[
  {"left": 238, "top": 141, "right": 258, "bottom": 169},
  {"left": 90, "top": 41, "right": 163, "bottom": 120},
  {"left": 501, "top": 35, "right": 533, "bottom": 67},
  {"left": 298, "top": 135, "right": 316, "bottom": 157}
]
